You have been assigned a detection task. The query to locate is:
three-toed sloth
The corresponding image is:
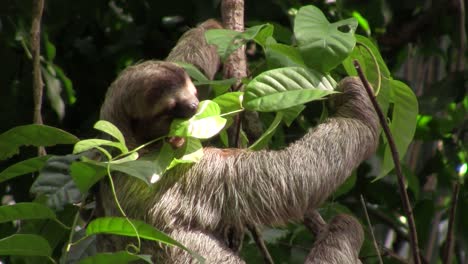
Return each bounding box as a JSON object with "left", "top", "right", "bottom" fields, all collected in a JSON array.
[{"left": 96, "top": 19, "right": 379, "bottom": 263}]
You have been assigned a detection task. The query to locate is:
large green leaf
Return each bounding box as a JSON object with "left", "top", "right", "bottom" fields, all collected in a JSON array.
[
  {"left": 170, "top": 100, "right": 227, "bottom": 139},
  {"left": 377, "top": 80, "right": 418, "bottom": 179},
  {"left": 70, "top": 161, "right": 107, "bottom": 193},
  {"left": 294, "top": 5, "right": 357, "bottom": 72},
  {"left": 244, "top": 67, "right": 336, "bottom": 112},
  {"left": 80, "top": 251, "right": 152, "bottom": 264},
  {"left": 265, "top": 43, "right": 306, "bottom": 69},
  {"left": 30, "top": 155, "right": 82, "bottom": 210},
  {"left": 0, "top": 155, "right": 51, "bottom": 184},
  {"left": 0, "top": 125, "right": 78, "bottom": 160},
  {"left": 0, "top": 202, "right": 57, "bottom": 223},
  {"left": 86, "top": 217, "right": 204, "bottom": 263},
  {"left": 0, "top": 234, "right": 52, "bottom": 256}
]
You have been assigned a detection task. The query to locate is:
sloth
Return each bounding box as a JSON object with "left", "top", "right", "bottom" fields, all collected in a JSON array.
[{"left": 96, "top": 19, "right": 379, "bottom": 263}]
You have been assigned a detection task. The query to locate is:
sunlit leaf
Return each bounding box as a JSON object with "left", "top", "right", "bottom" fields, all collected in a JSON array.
[
  {"left": 244, "top": 67, "right": 336, "bottom": 112},
  {"left": 295, "top": 5, "right": 357, "bottom": 72},
  {"left": 352, "top": 11, "right": 371, "bottom": 35},
  {"left": 93, "top": 120, "right": 127, "bottom": 148},
  {"left": 73, "top": 139, "right": 127, "bottom": 155},
  {"left": 0, "top": 125, "right": 78, "bottom": 161},
  {"left": 170, "top": 101, "right": 227, "bottom": 139}
]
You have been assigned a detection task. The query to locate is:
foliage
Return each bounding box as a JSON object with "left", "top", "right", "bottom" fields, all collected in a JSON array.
[{"left": 0, "top": 0, "right": 466, "bottom": 263}]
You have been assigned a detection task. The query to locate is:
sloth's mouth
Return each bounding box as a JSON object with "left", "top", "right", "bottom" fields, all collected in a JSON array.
[{"left": 166, "top": 136, "right": 185, "bottom": 149}]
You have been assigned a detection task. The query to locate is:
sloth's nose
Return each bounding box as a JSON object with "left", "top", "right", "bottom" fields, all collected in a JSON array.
[{"left": 173, "top": 100, "right": 199, "bottom": 118}]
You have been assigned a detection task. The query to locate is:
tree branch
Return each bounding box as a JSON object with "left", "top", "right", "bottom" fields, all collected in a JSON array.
[
  {"left": 31, "top": 0, "right": 46, "bottom": 156},
  {"left": 353, "top": 60, "right": 421, "bottom": 264}
]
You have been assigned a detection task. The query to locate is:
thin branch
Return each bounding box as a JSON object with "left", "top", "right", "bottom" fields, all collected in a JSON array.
[
  {"left": 360, "top": 195, "right": 383, "bottom": 264},
  {"left": 31, "top": 0, "right": 46, "bottom": 156},
  {"left": 353, "top": 60, "right": 421, "bottom": 264},
  {"left": 443, "top": 1, "right": 464, "bottom": 261},
  {"left": 456, "top": 0, "right": 466, "bottom": 71},
  {"left": 248, "top": 225, "right": 274, "bottom": 264},
  {"left": 442, "top": 183, "right": 460, "bottom": 263}
]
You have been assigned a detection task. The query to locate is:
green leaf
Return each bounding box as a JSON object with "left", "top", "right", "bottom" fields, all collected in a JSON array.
[
  {"left": 205, "top": 24, "right": 272, "bottom": 60},
  {"left": 352, "top": 11, "right": 371, "bottom": 36},
  {"left": 30, "top": 155, "right": 82, "bottom": 210},
  {"left": 42, "top": 65, "right": 65, "bottom": 120},
  {"left": 43, "top": 33, "right": 56, "bottom": 61},
  {"left": 205, "top": 29, "right": 240, "bottom": 61},
  {"left": 244, "top": 67, "right": 336, "bottom": 112},
  {"left": 265, "top": 43, "right": 305, "bottom": 69},
  {"left": 294, "top": 5, "right": 357, "bottom": 72},
  {"left": 342, "top": 35, "right": 391, "bottom": 101},
  {"left": 80, "top": 159, "right": 159, "bottom": 186},
  {"left": 70, "top": 161, "right": 107, "bottom": 193},
  {"left": 0, "top": 202, "right": 57, "bottom": 223},
  {"left": 86, "top": 217, "right": 204, "bottom": 263},
  {"left": 251, "top": 24, "right": 274, "bottom": 47},
  {"left": 93, "top": 120, "right": 127, "bottom": 148},
  {"left": 109, "top": 160, "right": 159, "bottom": 185},
  {"left": 176, "top": 62, "right": 209, "bottom": 82},
  {"left": 249, "top": 112, "right": 283, "bottom": 150},
  {"left": 167, "top": 138, "right": 203, "bottom": 171},
  {"left": 0, "top": 155, "right": 51, "bottom": 184},
  {"left": 0, "top": 234, "right": 52, "bottom": 256},
  {"left": 280, "top": 105, "right": 306, "bottom": 127},
  {"left": 80, "top": 251, "right": 152, "bottom": 264},
  {"left": 73, "top": 139, "right": 127, "bottom": 155},
  {"left": 377, "top": 80, "right": 418, "bottom": 179},
  {"left": 0, "top": 124, "right": 78, "bottom": 161},
  {"left": 170, "top": 101, "right": 227, "bottom": 139},
  {"left": 212, "top": 92, "right": 244, "bottom": 114}
]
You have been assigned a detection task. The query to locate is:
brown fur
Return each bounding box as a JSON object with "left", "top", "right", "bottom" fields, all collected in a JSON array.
[{"left": 96, "top": 19, "right": 379, "bottom": 263}]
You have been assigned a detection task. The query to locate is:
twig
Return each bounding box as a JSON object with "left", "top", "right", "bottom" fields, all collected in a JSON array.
[
  {"left": 443, "top": 1, "right": 464, "bottom": 261},
  {"left": 248, "top": 225, "right": 274, "bottom": 264},
  {"left": 443, "top": 182, "right": 460, "bottom": 263},
  {"left": 360, "top": 195, "right": 383, "bottom": 264},
  {"left": 353, "top": 60, "right": 421, "bottom": 264},
  {"left": 31, "top": 0, "right": 46, "bottom": 156},
  {"left": 456, "top": 0, "right": 465, "bottom": 71}
]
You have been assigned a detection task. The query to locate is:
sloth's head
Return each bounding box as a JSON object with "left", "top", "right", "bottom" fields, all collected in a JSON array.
[{"left": 100, "top": 61, "right": 199, "bottom": 149}]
